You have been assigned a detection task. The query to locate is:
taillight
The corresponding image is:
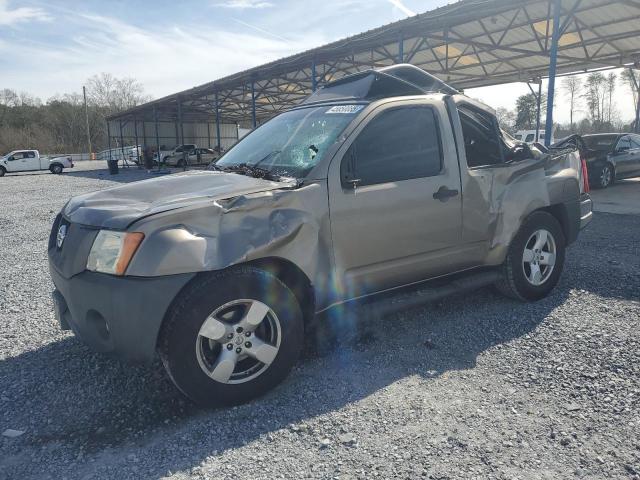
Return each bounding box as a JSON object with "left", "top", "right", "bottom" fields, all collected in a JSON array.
[{"left": 580, "top": 155, "right": 590, "bottom": 193}]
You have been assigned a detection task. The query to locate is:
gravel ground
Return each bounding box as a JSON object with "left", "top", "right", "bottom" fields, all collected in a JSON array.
[{"left": 1, "top": 163, "right": 639, "bottom": 480}]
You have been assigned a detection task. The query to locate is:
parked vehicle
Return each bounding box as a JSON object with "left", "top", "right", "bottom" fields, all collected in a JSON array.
[
  {"left": 48, "top": 65, "right": 592, "bottom": 406},
  {"left": 155, "top": 144, "right": 197, "bottom": 163},
  {"left": 515, "top": 129, "right": 555, "bottom": 145},
  {"left": 578, "top": 133, "right": 640, "bottom": 188},
  {"left": 164, "top": 147, "right": 219, "bottom": 167},
  {"left": 0, "top": 150, "right": 73, "bottom": 176}
]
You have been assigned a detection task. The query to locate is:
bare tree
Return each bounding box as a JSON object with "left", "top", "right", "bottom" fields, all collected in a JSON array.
[
  {"left": 621, "top": 68, "right": 640, "bottom": 131},
  {"left": 561, "top": 76, "right": 581, "bottom": 131},
  {"left": 86, "top": 73, "right": 150, "bottom": 113},
  {"left": 496, "top": 107, "right": 516, "bottom": 133},
  {"left": 605, "top": 72, "right": 617, "bottom": 124},
  {"left": 0, "top": 74, "right": 151, "bottom": 154},
  {"left": 583, "top": 72, "right": 607, "bottom": 129}
]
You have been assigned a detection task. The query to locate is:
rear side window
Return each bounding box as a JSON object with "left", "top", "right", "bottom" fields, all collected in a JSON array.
[
  {"left": 525, "top": 134, "right": 535, "bottom": 142},
  {"left": 342, "top": 106, "right": 442, "bottom": 186},
  {"left": 631, "top": 135, "right": 640, "bottom": 148},
  {"left": 458, "top": 104, "right": 503, "bottom": 167},
  {"left": 617, "top": 136, "right": 631, "bottom": 150},
  {"left": 27, "top": 151, "right": 36, "bottom": 158}
]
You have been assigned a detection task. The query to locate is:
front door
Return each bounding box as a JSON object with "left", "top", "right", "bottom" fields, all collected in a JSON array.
[
  {"left": 328, "top": 101, "right": 464, "bottom": 299},
  {"left": 6, "top": 152, "right": 33, "bottom": 172},
  {"left": 613, "top": 136, "right": 635, "bottom": 176}
]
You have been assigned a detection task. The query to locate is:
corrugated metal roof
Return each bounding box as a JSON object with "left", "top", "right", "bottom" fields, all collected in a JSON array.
[{"left": 109, "top": 0, "right": 640, "bottom": 124}]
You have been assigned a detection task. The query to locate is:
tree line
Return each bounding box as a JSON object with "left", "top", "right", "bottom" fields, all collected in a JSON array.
[
  {"left": 0, "top": 73, "right": 150, "bottom": 155},
  {"left": 496, "top": 69, "right": 640, "bottom": 138}
]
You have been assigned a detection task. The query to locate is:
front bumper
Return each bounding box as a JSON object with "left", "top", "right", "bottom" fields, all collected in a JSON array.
[
  {"left": 579, "top": 193, "right": 593, "bottom": 230},
  {"left": 49, "top": 263, "right": 195, "bottom": 363}
]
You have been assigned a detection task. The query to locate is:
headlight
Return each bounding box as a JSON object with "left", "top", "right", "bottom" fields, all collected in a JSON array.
[{"left": 87, "top": 230, "right": 144, "bottom": 275}]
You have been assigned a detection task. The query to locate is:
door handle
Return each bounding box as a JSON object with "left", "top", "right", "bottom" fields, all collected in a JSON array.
[{"left": 433, "top": 186, "right": 459, "bottom": 201}]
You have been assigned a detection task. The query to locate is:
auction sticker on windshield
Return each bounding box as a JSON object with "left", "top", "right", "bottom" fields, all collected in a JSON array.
[{"left": 326, "top": 105, "right": 364, "bottom": 114}]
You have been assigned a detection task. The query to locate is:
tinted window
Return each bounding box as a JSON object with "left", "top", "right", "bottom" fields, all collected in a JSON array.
[
  {"left": 583, "top": 135, "right": 618, "bottom": 151},
  {"left": 525, "top": 134, "right": 535, "bottom": 142},
  {"left": 27, "top": 151, "right": 36, "bottom": 158},
  {"left": 631, "top": 135, "right": 640, "bottom": 149},
  {"left": 616, "top": 136, "right": 631, "bottom": 151},
  {"left": 457, "top": 104, "right": 503, "bottom": 167},
  {"left": 342, "top": 106, "right": 442, "bottom": 186}
]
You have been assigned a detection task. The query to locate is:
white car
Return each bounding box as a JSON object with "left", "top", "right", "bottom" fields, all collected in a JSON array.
[
  {"left": 165, "top": 148, "right": 219, "bottom": 167},
  {"left": 0, "top": 150, "right": 74, "bottom": 176},
  {"left": 154, "top": 144, "right": 198, "bottom": 164}
]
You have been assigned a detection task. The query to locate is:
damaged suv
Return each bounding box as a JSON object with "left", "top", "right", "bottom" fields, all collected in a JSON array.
[{"left": 48, "top": 65, "right": 592, "bottom": 406}]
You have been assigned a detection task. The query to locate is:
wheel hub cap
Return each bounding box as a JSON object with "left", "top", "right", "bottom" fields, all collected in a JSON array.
[
  {"left": 522, "top": 229, "right": 557, "bottom": 287},
  {"left": 195, "top": 299, "right": 281, "bottom": 384}
]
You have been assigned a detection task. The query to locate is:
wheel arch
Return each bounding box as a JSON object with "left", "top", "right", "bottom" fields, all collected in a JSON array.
[
  {"left": 538, "top": 204, "right": 570, "bottom": 241},
  {"left": 158, "top": 257, "right": 316, "bottom": 350},
  {"left": 245, "top": 257, "right": 316, "bottom": 328}
]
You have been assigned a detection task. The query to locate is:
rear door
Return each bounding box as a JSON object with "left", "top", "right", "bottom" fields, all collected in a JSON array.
[
  {"left": 629, "top": 135, "right": 640, "bottom": 175},
  {"left": 328, "top": 100, "right": 465, "bottom": 298},
  {"left": 24, "top": 151, "right": 40, "bottom": 170}
]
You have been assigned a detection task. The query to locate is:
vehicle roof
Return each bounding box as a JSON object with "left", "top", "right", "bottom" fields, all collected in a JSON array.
[
  {"left": 581, "top": 133, "right": 623, "bottom": 138},
  {"left": 302, "top": 64, "right": 459, "bottom": 107}
]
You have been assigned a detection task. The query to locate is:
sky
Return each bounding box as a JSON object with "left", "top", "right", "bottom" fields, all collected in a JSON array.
[{"left": 0, "top": 0, "right": 636, "bottom": 125}]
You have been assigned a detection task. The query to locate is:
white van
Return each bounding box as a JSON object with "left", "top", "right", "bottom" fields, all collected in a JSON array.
[{"left": 515, "top": 129, "right": 555, "bottom": 145}]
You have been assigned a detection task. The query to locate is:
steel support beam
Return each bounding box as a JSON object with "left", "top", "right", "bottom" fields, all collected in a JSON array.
[
  {"left": 119, "top": 120, "right": 125, "bottom": 166},
  {"left": 134, "top": 118, "right": 139, "bottom": 164},
  {"left": 251, "top": 79, "right": 257, "bottom": 128},
  {"left": 544, "top": 0, "right": 561, "bottom": 147},
  {"left": 215, "top": 90, "right": 222, "bottom": 151},
  {"left": 177, "top": 99, "right": 184, "bottom": 145},
  {"left": 107, "top": 121, "right": 111, "bottom": 161},
  {"left": 311, "top": 59, "right": 317, "bottom": 91},
  {"left": 154, "top": 106, "right": 161, "bottom": 170}
]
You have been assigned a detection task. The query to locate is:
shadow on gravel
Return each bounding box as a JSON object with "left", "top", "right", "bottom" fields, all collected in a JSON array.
[{"left": 0, "top": 282, "right": 568, "bottom": 479}]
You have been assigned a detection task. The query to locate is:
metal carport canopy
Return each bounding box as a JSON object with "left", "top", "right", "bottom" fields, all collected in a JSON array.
[{"left": 108, "top": 0, "right": 640, "bottom": 128}]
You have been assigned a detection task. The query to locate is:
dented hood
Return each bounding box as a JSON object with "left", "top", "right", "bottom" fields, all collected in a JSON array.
[{"left": 63, "top": 171, "right": 289, "bottom": 229}]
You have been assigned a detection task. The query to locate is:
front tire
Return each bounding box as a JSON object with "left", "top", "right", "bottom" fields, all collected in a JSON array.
[
  {"left": 0, "top": 166, "right": 5, "bottom": 177},
  {"left": 50, "top": 164, "right": 63, "bottom": 174},
  {"left": 496, "top": 211, "right": 565, "bottom": 302},
  {"left": 159, "top": 266, "right": 304, "bottom": 406}
]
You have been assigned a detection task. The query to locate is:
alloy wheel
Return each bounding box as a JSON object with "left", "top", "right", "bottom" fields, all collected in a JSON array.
[
  {"left": 522, "top": 229, "right": 557, "bottom": 286},
  {"left": 195, "top": 299, "right": 281, "bottom": 384}
]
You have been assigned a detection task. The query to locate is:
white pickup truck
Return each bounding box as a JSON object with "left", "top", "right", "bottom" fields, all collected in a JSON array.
[{"left": 0, "top": 150, "right": 74, "bottom": 177}]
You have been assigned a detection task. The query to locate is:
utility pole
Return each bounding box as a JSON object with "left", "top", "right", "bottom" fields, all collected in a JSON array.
[{"left": 83, "top": 86, "right": 92, "bottom": 159}]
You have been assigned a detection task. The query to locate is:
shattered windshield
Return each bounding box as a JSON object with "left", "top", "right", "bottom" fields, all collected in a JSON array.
[{"left": 215, "top": 105, "right": 363, "bottom": 179}]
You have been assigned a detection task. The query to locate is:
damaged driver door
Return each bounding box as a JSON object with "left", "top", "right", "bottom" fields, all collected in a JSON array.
[{"left": 328, "top": 100, "right": 464, "bottom": 299}]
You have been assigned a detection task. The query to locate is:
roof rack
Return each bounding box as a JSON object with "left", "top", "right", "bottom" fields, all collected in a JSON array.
[{"left": 302, "top": 64, "right": 459, "bottom": 105}]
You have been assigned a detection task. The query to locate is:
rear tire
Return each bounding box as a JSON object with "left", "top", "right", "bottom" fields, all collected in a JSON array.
[
  {"left": 496, "top": 211, "right": 565, "bottom": 302},
  {"left": 594, "top": 163, "right": 614, "bottom": 189},
  {"left": 50, "top": 164, "right": 63, "bottom": 174},
  {"left": 159, "top": 266, "right": 304, "bottom": 406}
]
